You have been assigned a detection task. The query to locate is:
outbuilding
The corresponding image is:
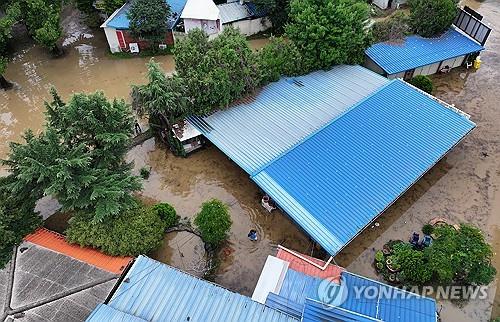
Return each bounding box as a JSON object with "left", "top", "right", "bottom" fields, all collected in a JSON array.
[{"left": 101, "top": 0, "right": 187, "bottom": 53}]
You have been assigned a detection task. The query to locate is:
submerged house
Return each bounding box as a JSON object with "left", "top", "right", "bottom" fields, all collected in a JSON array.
[
  {"left": 188, "top": 65, "right": 475, "bottom": 256},
  {"left": 365, "top": 8, "right": 491, "bottom": 79},
  {"left": 252, "top": 247, "right": 438, "bottom": 321},
  {"left": 101, "top": 0, "right": 187, "bottom": 53},
  {"left": 181, "top": 0, "right": 271, "bottom": 37}
]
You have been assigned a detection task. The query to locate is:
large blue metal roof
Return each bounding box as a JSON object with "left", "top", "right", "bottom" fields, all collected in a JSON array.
[
  {"left": 104, "top": 0, "right": 187, "bottom": 30},
  {"left": 266, "top": 268, "right": 437, "bottom": 322},
  {"left": 366, "top": 28, "right": 484, "bottom": 75},
  {"left": 252, "top": 79, "right": 475, "bottom": 255},
  {"left": 188, "top": 65, "right": 389, "bottom": 174},
  {"left": 86, "top": 256, "right": 298, "bottom": 322}
]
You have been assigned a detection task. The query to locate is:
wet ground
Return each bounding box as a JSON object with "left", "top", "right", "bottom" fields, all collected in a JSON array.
[{"left": 1, "top": 1, "right": 500, "bottom": 320}]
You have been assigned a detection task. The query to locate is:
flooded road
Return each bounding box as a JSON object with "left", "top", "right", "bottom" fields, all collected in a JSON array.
[{"left": 1, "top": 1, "right": 500, "bottom": 320}]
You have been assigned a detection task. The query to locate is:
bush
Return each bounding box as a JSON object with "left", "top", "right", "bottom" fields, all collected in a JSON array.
[
  {"left": 408, "top": 75, "right": 433, "bottom": 94},
  {"left": 375, "top": 250, "right": 384, "bottom": 262},
  {"left": 372, "top": 12, "right": 411, "bottom": 43},
  {"left": 392, "top": 243, "right": 432, "bottom": 285},
  {"left": 66, "top": 207, "right": 166, "bottom": 256},
  {"left": 408, "top": 0, "right": 459, "bottom": 38},
  {"left": 140, "top": 167, "right": 151, "bottom": 179},
  {"left": 151, "top": 203, "right": 179, "bottom": 228},
  {"left": 194, "top": 199, "right": 232, "bottom": 246},
  {"left": 422, "top": 224, "right": 434, "bottom": 235},
  {"left": 257, "top": 37, "right": 304, "bottom": 84}
]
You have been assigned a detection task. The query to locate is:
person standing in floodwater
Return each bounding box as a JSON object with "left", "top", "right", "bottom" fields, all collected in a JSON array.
[{"left": 134, "top": 121, "right": 142, "bottom": 136}]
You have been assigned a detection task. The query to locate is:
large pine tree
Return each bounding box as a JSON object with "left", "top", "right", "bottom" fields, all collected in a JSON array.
[{"left": 2, "top": 89, "right": 141, "bottom": 223}]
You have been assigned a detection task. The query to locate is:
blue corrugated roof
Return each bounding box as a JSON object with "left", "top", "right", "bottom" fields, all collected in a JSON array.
[
  {"left": 86, "top": 256, "right": 298, "bottom": 322},
  {"left": 302, "top": 299, "right": 381, "bottom": 322},
  {"left": 105, "top": 0, "right": 187, "bottom": 30},
  {"left": 188, "top": 65, "right": 389, "bottom": 174},
  {"left": 267, "top": 268, "right": 437, "bottom": 322},
  {"left": 252, "top": 79, "right": 475, "bottom": 255},
  {"left": 87, "top": 304, "right": 148, "bottom": 322},
  {"left": 366, "top": 28, "right": 484, "bottom": 75}
]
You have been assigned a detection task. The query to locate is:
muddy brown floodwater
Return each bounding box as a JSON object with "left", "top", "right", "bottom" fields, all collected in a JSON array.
[{"left": 1, "top": 1, "right": 500, "bottom": 320}]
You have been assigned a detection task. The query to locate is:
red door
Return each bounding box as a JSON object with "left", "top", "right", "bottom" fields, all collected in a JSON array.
[{"left": 116, "top": 31, "right": 126, "bottom": 49}]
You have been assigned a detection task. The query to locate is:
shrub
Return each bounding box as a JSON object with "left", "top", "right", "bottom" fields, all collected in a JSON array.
[
  {"left": 372, "top": 12, "right": 411, "bottom": 43},
  {"left": 194, "top": 199, "right": 232, "bottom": 247},
  {"left": 66, "top": 207, "right": 166, "bottom": 256},
  {"left": 422, "top": 224, "right": 434, "bottom": 235},
  {"left": 375, "top": 250, "right": 384, "bottom": 262},
  {"left": 392, "top": 243, "right": 432, "bottom": 285},
  {"left": 408, "top": 75, "right": 433, "bottom": 94},
  {"left": 257, "top": 37, "right": 304, "bottom": 84},
  {"left": 140, "top": 167, "right": 151, "bottom": 179},
  {"left": 408, "top": 0, "right": 459, "bottom": 38},
  {"left": 151, "top": 203, "right": 179, "bottom": 228}
]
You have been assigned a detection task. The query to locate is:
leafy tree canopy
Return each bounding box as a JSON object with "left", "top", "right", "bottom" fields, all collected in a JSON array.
[
  {"left": 257, "top": 36, "right": 304, "bottom": 84},
  {"left": 173, "top": 28, "right": 260, "bottom": 114},
  {"left": 408, "top": 75, "right": 433, "bottom": 94},
  {"left": 128, "top": 0, "right": 171, "bottom": 46},
  {"left": 194, "top": 199, "right": 232, "bottom": 247},
  {"left": 372, "top": 11, "right": 411, "bottom": 43},
  {"left": 408, "top": 0, "right": 459, "bottom": 37},
  {"left": 132, "top": 59, "right": 190, "bottom": 128},
  {"left": 2, "top": 89, "right": 141, "bottom": 223},
  {"left": 253, "top": 0, "right": 290, "bottom": 34},
  {"left": 286, "top": 0, "right": 372, "bottom": 71},
  {"left": 0, "top": 176, "right": 42, "bottom": 269}
]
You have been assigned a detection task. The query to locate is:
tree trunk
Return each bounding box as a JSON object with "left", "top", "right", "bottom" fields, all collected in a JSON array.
[{"left": 0, "top": 75, "right": 13, "bottom": 90}]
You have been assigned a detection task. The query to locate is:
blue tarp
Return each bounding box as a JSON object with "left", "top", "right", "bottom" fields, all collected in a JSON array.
[{"left": 366, "top": 28, "right": 484, "bottom": 75}]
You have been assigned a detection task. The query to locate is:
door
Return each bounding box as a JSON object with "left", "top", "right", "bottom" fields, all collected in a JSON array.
[
  {"left": 403, "top": 69, "right": 414, "bottom": 80},
  {"left": 116, "top": 30, "right": 126, "bottom": 49}
]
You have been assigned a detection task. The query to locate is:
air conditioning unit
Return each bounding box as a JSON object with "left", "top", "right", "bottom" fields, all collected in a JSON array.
[
  {"left": 158, "top": 44, "right": 167, "bottom": 50},
  {"left": 129, "top": 43, "right": 139, "bottom": 53}
]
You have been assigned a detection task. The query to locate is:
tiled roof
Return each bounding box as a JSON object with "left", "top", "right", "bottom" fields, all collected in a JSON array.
[
  {"left": 276, "top": 248, "right": 343, "bottom": 282},
  {"left": 24, "top": 228, "right": 133, "bottom": 274}
]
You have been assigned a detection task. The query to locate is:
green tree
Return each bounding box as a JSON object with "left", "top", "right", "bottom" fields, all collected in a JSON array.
[
  {"left": 0, "top": 2, "right": 21, "bottom": 53},
  {"left": 408, "top": 0, "right": 459, "bottom": 37},
  {"left": 151, "top": 203, "right": 179, "bottom": 228},
  {"left": 257, "top": 36, "right": 304, "bottom": 84},
  {"left": 132, "top": 59, "right": 190, "bottom": 129},
  {"left": 372, "top": 12, "right": 411, "bottom": 43},
  {"left": 174, "top": 28, "right": 260, "bottom": 114},
  {"left": 392, "top": 243, "right": 432, "bottom": 285},
  {"left": 127, "top": 0, "right": 170, "bottom": 49},
  {"left": 98, "top": 0, "right": 127, "bottom": 15},
  {"left": 0, "top": 56, "right": 13, "bottom": 89},
  {"left": 408, "top": 75, "right": 433, "bottom": 94},
  {"left": 66, "top": 206, "right": 166, "bottom": 256},
  {"left": 0, "top": 176, "right": 42, "bottom": 269},
  {"left": 33, "top": 8, "right": 62, "bottom": 54},
  {"left": 286, "top": 0, "right": 372, "bottom": 71},
  {"left": 194, "top": 199, "right": 232, "bottom": 247},
  {"left": 2, "top": 90, "right": 141, "bottom": 223},
  {"left": 253, "top": 0, "right": 290, "bottom": 34}
]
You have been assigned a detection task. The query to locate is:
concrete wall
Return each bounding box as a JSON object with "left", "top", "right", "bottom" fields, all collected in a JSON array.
[
  {"left": 184, "top": 18, "right": 220, "bottom": 35},
  {"left": 225, "top": 17, "right": 271, "bottom": 36},
  {"left": 103, "top": 27, "right": 121, "bottom": 53}
]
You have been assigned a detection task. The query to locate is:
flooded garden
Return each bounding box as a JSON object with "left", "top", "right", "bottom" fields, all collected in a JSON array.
[{"left": 1, "top": 0, "right": 500, "bottom": 320}]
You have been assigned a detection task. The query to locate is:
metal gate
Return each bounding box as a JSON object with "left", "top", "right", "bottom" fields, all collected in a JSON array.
[{"left": 453, "top": 8, "right": 492, "bottom": 46}]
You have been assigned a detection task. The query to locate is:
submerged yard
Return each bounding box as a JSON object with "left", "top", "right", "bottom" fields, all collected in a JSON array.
[{"left": 1, "top": 0, "right": 500, "bottom": 320}]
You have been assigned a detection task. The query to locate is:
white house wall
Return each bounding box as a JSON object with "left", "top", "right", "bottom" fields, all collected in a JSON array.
[
  {"left": 225, "top": 17, "right": 271, "bottom": 37},
  {"left": 184, "top": 18, "right": 219, "bottom": 35},
  {"left": 103, "top": 27, "right": 121, "bottom": 53}
]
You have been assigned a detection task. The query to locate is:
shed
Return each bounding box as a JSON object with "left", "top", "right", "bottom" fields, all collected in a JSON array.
[
  {"left": 217, "top": 1, "right": 271, "bottom": 36},
  {"left": 171, "top": 121, "right": 203, "bottom": 154},
  {"left": 188, "top": 65, "right": 475, "bottom": 256},
  {"left": 181, "top": 0, "right": 221, "bottom": 35},
  {"left": 365, "top": 28, "right": 484, "bottom": 79},
  {"left": 101, "top": 0, "right": 187, "bottom": 53},
  {"left": 86, "top": 255, "right": 299, "bottom": 322}
]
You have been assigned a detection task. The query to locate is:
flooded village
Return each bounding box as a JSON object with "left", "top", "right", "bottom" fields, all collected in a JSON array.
[{"left": 1, "top": 0, "right": 499, "bottom": 321}]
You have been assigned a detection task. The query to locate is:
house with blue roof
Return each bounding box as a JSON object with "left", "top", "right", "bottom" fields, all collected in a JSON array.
[
  {"left": 252, "top": 246, "right": 438, "bottom": 322},
  {"left": 86, "top": 255, "right": 299, "bottom": 322},
  {"left": 188, "top": 64, "right": 475, "bottom": 256},
  {"left": 101, "top": 0, "right": 187, "bottom": 53}
]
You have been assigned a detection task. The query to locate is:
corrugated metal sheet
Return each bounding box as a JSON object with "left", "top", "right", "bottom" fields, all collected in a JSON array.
[
  {"left": 276, "top": 248, "right": 343, "bottom": 282},
  {"left": 252, "top": 79, "right": 475, "bottom": 255},
  {"left": 302, "top": 299, "right": 381, "bottom": 322},
  {"left": 87, "top": 255, "right": 298, "bottom": 322},
  {"left": 105, "top": 0, "right": 187, "bottom": 29},
  {"left": 268, "top": 268, "right": 436, "bottom": 322},
  {"left": 341, "top": 272, "right": 437, "bottom": 322},
  {"left": 218, "top": 2, "right": 252, "bottom": 24},
  {"left": 86, "top": 304, "right": 148, "bottom": 322},
  {"left": 366, "top": 28, "right": 484, "bottom": 75},
  {"left": 188, "top": 65, "right": 389, "bottom": 174},
  {"left": 25, "top": 228, "right": 132, "bottom": 274}
]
